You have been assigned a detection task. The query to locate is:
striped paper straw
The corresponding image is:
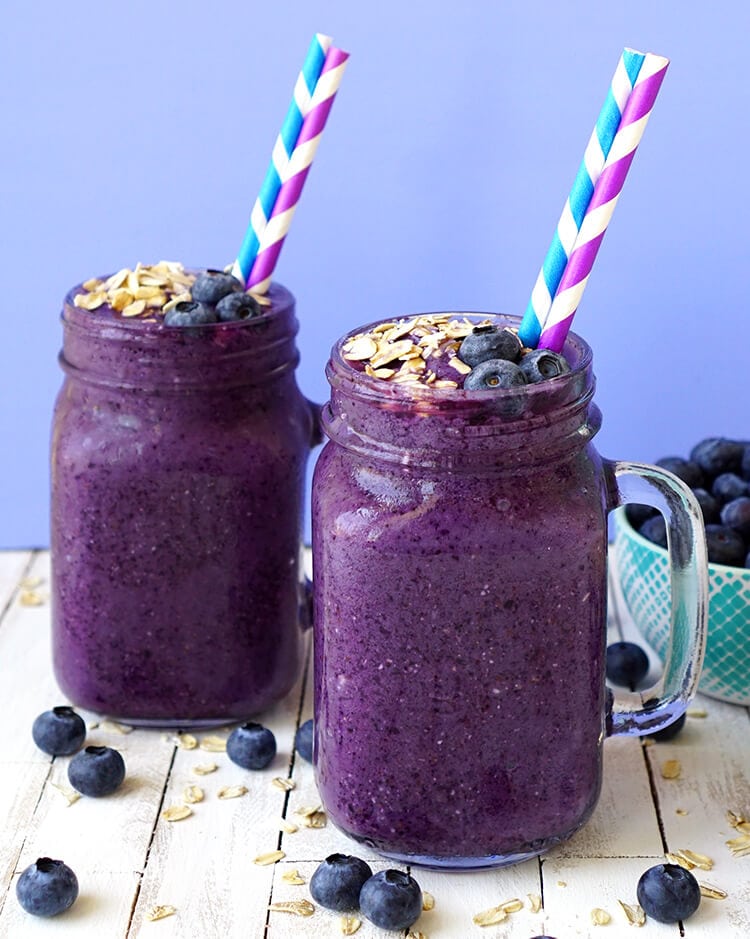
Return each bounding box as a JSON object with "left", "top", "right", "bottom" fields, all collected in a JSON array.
[
  {"left": 246, "top": 46, "right": 349, "bottom": 294},
  {"left": 538, "top": 52, "right": 669, "bottom": 353},
  {"left": 517, "top": 48, "right": 646, "bottom": 348},
  {"left": 231, "top": 33, "right": 332, "bottom": 286}
]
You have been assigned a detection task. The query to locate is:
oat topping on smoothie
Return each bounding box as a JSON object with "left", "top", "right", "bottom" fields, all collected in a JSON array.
[
  {"left": 73, "top": 263, "right": 271, "bottom": 325},
  {"left": 341, "top": 314, "right": 570, "bottom": 390}
]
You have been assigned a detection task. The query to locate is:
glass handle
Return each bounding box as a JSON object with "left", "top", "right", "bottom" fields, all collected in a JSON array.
[
  {"left": 306, "top": 399, "right": 323, "bottom": 448},
  {"left": 604, "top": 460, "right": 708, "bottom": 736}
]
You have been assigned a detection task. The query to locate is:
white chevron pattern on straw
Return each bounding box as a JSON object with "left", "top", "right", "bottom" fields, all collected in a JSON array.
[{"left": 249, "top": 55, "right": 349, "bottom": 293}]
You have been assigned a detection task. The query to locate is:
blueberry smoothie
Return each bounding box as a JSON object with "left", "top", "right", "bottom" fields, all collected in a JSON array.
[
  {"left": 312, "top": 313, "right": 610, "bottom": 866},
  {"left": 51, "top": 265, "right": 316, "bottom": 725}
]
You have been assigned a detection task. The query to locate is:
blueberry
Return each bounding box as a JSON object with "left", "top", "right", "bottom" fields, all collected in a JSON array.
[
  {"left": 639, "top": 514, "right": 667, "bottom": 548},
  {"left": 67, "top": 745, "right": 126, "bottom": 796},
  {"left": 31, "top": 706, "right": 86, "bottom": 756},
  {"left": 518, "top": 348, "right": 571, "bottom": 383},
  {"left": 742, "top": 443, "right": 750, "bottom": 481},
  {"left": 692, "top": 488, "right": 720, "bottom": 524},
  {"left": 226, "top": 722, "right": 276, "bottom": 770},
  {"left": 191, "top": 270, "right": 243, "bottom": 304},
  {"left": 636, "top": 863, "right": 701, "bottom": 923},
  {"left": 625, "top": 504, "right": 657, "bottom": 529},
  {"left": 163, "top": 300, "right": 218, "bottom": 327},
  {"left": 359, "top": 869, "right": 423, "bottom": 931},
  {"left": 705, "top": 523, "right": 747, "bottom": 566},
  {"left": 463, "top": 359, "right": 527, "bottom": 391},
  {"left": 215, "top": 291, "right": 262, "bottom": 322},
  {"left": 295, "top": 718, "right": 314, "bottom": 763},
  {"left": 458, "top": 325, "right": 522, "bottom": 366},
  {"left": 656, "top": 457, "right": 704, "bottom": 489},
  {"left": 712, "top": 472, "right": 748, "bottom": 504},
  {"left": 309, "top": 854, "right": 373, "bottom": 912},
  {"left": 689, "top": 437, "right": 744, "bottom": 476},
  {"left": 606, "top": 641, "right": 650, "bottom": 690},
  {"left": 648, "top": 712, "right": 687, "bottom": 741},
  {"left": 16, "top": 858, "right": 78, "bottom": 917},
  {"left": 720, "top": 496, "right": 750, "bottom": 539}
]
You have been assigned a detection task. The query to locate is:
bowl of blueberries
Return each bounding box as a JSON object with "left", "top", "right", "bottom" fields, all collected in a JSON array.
[{"left": 614, "top": 437, "right": 750, "bottom": 706}]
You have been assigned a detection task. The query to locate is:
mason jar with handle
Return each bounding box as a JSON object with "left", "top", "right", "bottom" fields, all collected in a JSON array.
[
  {"left": 311, "top": 312, "right": 708, "bottom": 869},
  {"left": 51, "top": 277, "right": 318, "bottom": 727}
]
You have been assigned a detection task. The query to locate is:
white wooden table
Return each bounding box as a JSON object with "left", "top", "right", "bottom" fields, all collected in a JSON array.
[{"left": 0, "top": 550, "right": 748, "bottom": 938}]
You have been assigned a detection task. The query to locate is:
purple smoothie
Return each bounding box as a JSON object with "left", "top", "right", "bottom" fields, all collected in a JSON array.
[
  {"left": 51, "top": 279, "right": 316, "bottom": 726},
  {"left": 312, "top": 314, "right": 610, "bottom": 867}
]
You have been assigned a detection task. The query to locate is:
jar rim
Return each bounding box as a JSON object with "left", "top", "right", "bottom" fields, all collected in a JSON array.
[{"left": 326, "top": 311, "right": 594, "bottom": 416}]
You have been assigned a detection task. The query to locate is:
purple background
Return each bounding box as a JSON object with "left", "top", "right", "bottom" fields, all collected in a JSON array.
[{"left": 1, "top": 2, "right": 747, "bottom": 547}]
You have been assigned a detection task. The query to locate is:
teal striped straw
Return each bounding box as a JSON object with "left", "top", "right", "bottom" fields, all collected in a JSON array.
[
  {"left": 518, "top": 48, "right": 645, "bottom": 347},
  {"left": 231, "top": 33, "right": 332, "bottom": 285}
]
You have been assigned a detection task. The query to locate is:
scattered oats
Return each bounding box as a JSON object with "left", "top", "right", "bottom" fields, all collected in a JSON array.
[
  {"left": 74, "top": 291, "right": 106, "bottom": 310},
  {"left": 192, "top": 762, "right": 218, "bottom": 776},
  {"left": 591, "top": 907, "right": 611, "bottom": 925},
  {"left": 162, "top": 293, "right": 191, "bottom": 313},
  {"left": 19, "top": 590, "right": 45, "bottom": 606},
  {"left": 366, "top": 366, "right": 397, "bottom": 379},
  {"left": 105, "top": 269, "right": 130, "bottom": 290},
  {"left": 406, "top": 932, "right": 427, "bottom": 939},
  {"left": 676, "top": 848, "right": 713, "bottom": 870},
  {"left": 199, "top": 735, "right": 227, "bottom": 752},
  {"left": 176, "top": 733, "right": 198, "bottom": 750},
  {"left": 268, "top": 899, "right": 314, "bottom": 917},
  {"left": 217, "top": 785, "right": 248, "bottom": 800},
  {"left": 343, "top": 336, "right": 378, "bottom": 361},
  {"left": 500, "top": 899, "right": 523, "bottom": 913},
  {"left": 279, "top": 819, "right": 299, "bottom": 834},
  {"left": 20, "top": 576, "right": 42, "bottom": 589},
  {"left": 99, "top": 720, "right": 134, "bottom": 735},
  {"left": 422, "top": 891, "right": 435, "bottom": 911},
  {"left": 700, "top": 882, "right": 728, "bottom": 900},
  {"left": 661, "top": 759, "right": 682, "bottom": 779},
  {"left": 134, "top": 285, "right": 164, "bottom": 300},
  {"left": 557, "top": 881, "right": 567, "bottom": 887},
  {"left": 432, "top": 379, "right": 458, "bottom": 389},
  {"left": 340, "top": 916, "right": 361, "bottom": 934},
  {"left": 162, "top": 805, "right": 193, "bottom": 822},
  {"left": 254, "top": 850, "right": 285, "bottom": 866},
  {"left": 294, "top": 804, "right": 322, "bottom": 817},
  {"left": 371, "top": 339, "right": 416, "bottom": 369},
  {"left": 726, "top": 833, "right": 750, "bottom": 857},
  {"left": 527, "top": 893, "right": 542, "bottom": 913},
  {"left": 50, "top": 783, "right": 80, "bottom": 806},
  {"left": 272, "top": 777, "right": 296, "bottom": 792},
  {"left": 666, "top": 852, "right": 693, "bottom": 870},
  {"left": 183, "top": 785, "right": 204, "bottom": 804},
  {"left": 82, "top": 277, "right": 102, "bottom": 291},
  {"left": 299, "top": 810, "right": 327, "bottom": 828},
  {"left": 618, "top": 900, "right": 645, "bottom": 926},
  {"left": 89, "top": 722, "right": 100, "bottom": 730},
  {"left": 472, "top": 905, "right": 507, "bottom": 926},
  {"left": 687, "top": 707, "right": 707, "bottom": 718},
  {"left": 383, "top": 321, "right": 415, "bottom": 342},
  {"left": 146, "top": 904, "right": 177, "bottom": 922},
  {"left": 676, "top": 808, "right": 689, "bottom": 816},
  {"left": 727, "top": 810, "right": 750, "bottom": 832},
  {"left": 281, "top": 869, "right": 306, "bottom": 885}
]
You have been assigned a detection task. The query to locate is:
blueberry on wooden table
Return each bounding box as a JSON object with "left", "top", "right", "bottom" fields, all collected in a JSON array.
[
  {"left": 637, "top": 863, "right": 701, "bottom": 923},
  {"left": 67, "top": 745, "right": 126, "bottom": 796},
  {"left": 226, "top": 722, "right": 276, "bottom": 770},
  {"left": 294, "top": 718, "right": 314, "bottom": 763},
  {"left": 606, "top": 641, "right": 650, "bottom": 690},
  {"left": 309, "top": 854, "right": 373, "bottom": 912},
  {"left": 16, "top": 858, "right": 78, "bottom": 917},
  {"left": 359, "top": 869, "right": 423, "bottom": 931},
  {"left": 31, "top": 706, "right": 86, "bottom": 756}
]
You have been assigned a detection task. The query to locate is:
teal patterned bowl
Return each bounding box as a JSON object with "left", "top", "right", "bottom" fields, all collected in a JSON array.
[{"left": 614, "top": 509, "right": 750, "bottom": 706}]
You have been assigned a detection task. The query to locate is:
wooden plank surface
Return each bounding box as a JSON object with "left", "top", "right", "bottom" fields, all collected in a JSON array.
[{"left": 0, "top": 550, "right": 747, "bottom": 938}]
